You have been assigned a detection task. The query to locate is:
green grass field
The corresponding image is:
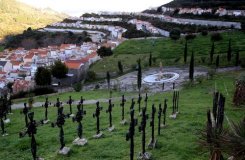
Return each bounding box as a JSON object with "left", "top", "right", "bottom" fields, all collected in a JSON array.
[
  {"left": 1, "top": 71, "right": 244, "bottom": 160},
  {"left": 90, "top": 31, "right": 245, "bottom": 74}
]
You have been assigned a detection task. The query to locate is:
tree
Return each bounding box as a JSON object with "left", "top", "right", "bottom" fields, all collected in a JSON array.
[
  {"left": 157, "top": 6, "right": 162, "bottom": 13},
  {"left": 118, "top": 61, "right": 123, "bottom": 74},
  {"left": 189, "top": 52, "right": 194, "bottom": 81},
  {"left": 51, "top": 60, "right": 68, "bottom": 79},
  {"left": 216, "top": 55, "right": 220, "bottom": 68},
  {"left": 97, "top": 47, "right": 113, "bottom": 57},
  {"left": 184, "top": 40, "right": 188, "bottom": 63},
  {"left": 106, "top": 71, "right": 111, "bottom": 98},
  {"left": 211, "top": 33, "right": 223, "bottom": 42},
  {"left": 6, "top": 82, "right": 13, "bottom": 93},
  {"left": 21, "top": 38, "right": 37, "bottom": 50},
  {"left": 170, "top": 28, "right": 181, "bottom": 41},
  {"left": 235, "top": 51, "right": 240, "bottom": 66},
  {"left": 137, "top": 59, "right": 142, "bottom": 94},
  {"left": 35, "top": 67, "right": 52, "bottom": 86},
  {"left": 227, "top": 39, "right": 232, "bottom": 62},
  {"left": 149, "top": 53, "right": 152, "bottom": 67},
  {"left": 210, "top": 42, "right": 215, "bottom": 64}
]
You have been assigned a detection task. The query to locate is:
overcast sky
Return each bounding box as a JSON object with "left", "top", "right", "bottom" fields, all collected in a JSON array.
[{"left": 18, "top": 0, "right": 172, "bottom": 16}]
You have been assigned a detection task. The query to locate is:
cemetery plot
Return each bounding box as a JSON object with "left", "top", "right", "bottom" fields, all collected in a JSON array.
[{"left": 0, "top": 72, "right": 244, "bottom": 160}]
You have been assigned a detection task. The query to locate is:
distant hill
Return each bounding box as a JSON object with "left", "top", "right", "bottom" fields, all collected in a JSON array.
[
  {"left": 0, "top": 0, "right": 67, "bottom": 40},
  {"left": 164, "top": 0, "right": 245, "bottom": 9}
]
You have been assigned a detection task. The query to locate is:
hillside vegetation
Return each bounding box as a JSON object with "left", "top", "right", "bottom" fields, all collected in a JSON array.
[
  {"left": 164, "top": 0, "right": 245, "bottom": 9},
  {"left": 90, "top": 31, "right": 245, "bottom": 74},
  {"left": 0, "top": 0, "right": 66, "bottom": 40},
  {"left": 1, "top": 71, "right": 244, "bottom": 160}
]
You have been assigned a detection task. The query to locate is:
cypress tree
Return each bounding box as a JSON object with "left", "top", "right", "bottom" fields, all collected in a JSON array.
[
  {"left": 137, "top": 59, "right": 142, "bottom": 94},
  {"left": 235, "top": 51, "right": 240, "bottom": 66},
  {"left": 216, "top": 55, "right": 220, "bottom": 68},
  {"left": 118, "top": 61, "right": 123, "bottom": 74},
  {"left": 189, "top": 52, "right": 194, "bottom": 81},
  {"left": 106, "top": 71, "right": 111, "bottom": 97},
  {"left": 210, "top": 42, "right": 214, "bottom": 64},
  {"left": 184, "top": 40, "right": 187, "bottom": 63},
  {"left": 227, "top": 39, "right": 232, "bottom": 62},
  {"left": 149, "top": 53, "right": 152, "bottom": 67}
]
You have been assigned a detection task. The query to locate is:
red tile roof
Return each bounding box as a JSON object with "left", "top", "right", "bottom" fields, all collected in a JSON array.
[
  {"left": 65, "top": 60, "right": 84, "bottom": 69},
  {"left": 24, "top": 52, "right": 35, "bottom": 59}
]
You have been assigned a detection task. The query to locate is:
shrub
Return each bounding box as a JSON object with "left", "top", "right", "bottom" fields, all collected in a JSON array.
[
  {"left": 183, "top": 81, "right": 194, "bottom": 89},
  {"left": 196, "top": 75, "right": 206, "bottom": 84},
  {"left": 240, "top": 58, "right": 245, "bottom": 68},
  {"left": 211, "top": 32, "right": 223, "bottom": 42},
  {"left": 97, "top": 46, "right": 113, "bottom": 57},
  {"left": 185, "top": 34, "right": 196, "bottom": 41},
  {"left": 73, "top": 83, "right": 82, "bottom": 92},
  {"left": 170, "top": 28, "right": 181, "bottom": 41},
  {"left": 233, "top": 72, "right": 245, "bottom": 106},
  {"left": 86, "top": 71, "right": 97, "bottom": 82},
  {"left": 94, "top": 84, "right": 100, "bottom": 90},
  {"left": 207, "top": 69, "right": 216, "bottom": 80},
  {"left": 201, "top": 30, "right": 208, "bottom": 36}
]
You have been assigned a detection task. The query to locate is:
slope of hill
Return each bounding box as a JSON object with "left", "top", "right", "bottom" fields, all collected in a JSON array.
[
  {"left": 0, "top": 0, "right": 67, "bottom": 40},
  {"left": 164, "top": 0, "right": 245, "bottom": 9}
]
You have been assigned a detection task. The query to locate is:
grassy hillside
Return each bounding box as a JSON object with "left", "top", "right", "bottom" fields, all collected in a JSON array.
[
  {"left": 1, "top": 71, "right": 244, "bottom": 160},
  {"left": 0, "top": 0, "right": 67, "bottom": 39},
  {"left": 90, "top": 31, "right": 245, "bottom": 73}
]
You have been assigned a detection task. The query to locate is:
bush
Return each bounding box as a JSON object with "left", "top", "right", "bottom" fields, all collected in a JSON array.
[
  {"left": 94, "top": 84, "right": 100, "bottom": 90},
  {"left": 73, "top": 83, "right": 82, "bottom": 92},
  {"left": 170, "top": 28, "right": 181, "bottom": 41},
  {"left": 97, "top": 46, "right": 113, "bottom": 57},
  {"left": 241, "top": 58, "right": 245, "bottom": 68},
  {"left": 233, "top": 72, "right": 245, "bottom": 106},
  {"left": 201, "top": 30, "right": 208, "bottom": 36},
  {"left": 183, "top": 81, "right": 194, "bottom": 89},
  {"left": 211, "top": 32, "right": 223, "bottom": 42},
  {"left": 86, "top": 71, "right": 97, "bottom": 82},
  {"left": 185, "top": 34, "right": 196, "bottom": 41},
  {"left": 196, "top": 75, "right": 206, "bottom": 84},
  {"left": 207, "top": 69, "right": 216, "bottom": 80}
]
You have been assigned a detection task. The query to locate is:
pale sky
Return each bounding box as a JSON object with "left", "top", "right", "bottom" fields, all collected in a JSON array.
[{"left": 18, "top": 0, "right": 172, "bottom": 16}]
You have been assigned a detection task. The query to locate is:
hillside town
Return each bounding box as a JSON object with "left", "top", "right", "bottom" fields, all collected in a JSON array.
[{"left": 0, "top": 39, "right": 123, "bottom": 94}]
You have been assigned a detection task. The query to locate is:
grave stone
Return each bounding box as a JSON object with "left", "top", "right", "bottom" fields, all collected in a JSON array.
[
  {"left": 137, "top": 94, "right": 142, "bottom": 116},
  {"left": 19, "top": 112, "right": 44, "bottom": 160},
  {"left": 148, "top": 104, "right": 156, "bottom": 149},
  {"left": 161, "top": 99, "right": 168, "bottom": 128},
  {"left": 72, "top": 103, "right": 87, "bottom": 146},
  {"left": 51, "top": 107, "right": 70, "bottom": 155},
  {"left": 126, "top": 108, "right": 138, "bottom": 160},
  {"left": 93, "top": 102, "right": 103, "bottom": 138},
  {"left": 138, "top": 107, "right": 151, "bottom": 160},
  {"left": 158, "top": 104, "right": 162, "bottom": 135},
  {"left": 67, "top": 96, "right": 74, "bottom": 117},
  {"left": 106, "top": 99, "right": 115, "bottom": 132},
  {"left": 120, "top": 95, "right": 127, "bottom": 125},
  {"left": 42, "top": 97, "right": 51, "bottom": 124}
]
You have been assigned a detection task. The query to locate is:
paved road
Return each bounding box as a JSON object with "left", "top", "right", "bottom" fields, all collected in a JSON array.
[
  {"left": 12, "top": 66, "right": 241, "bottom": 110},
  {"left": 11, "top": 93, "right": 155, "bottom": 110}
]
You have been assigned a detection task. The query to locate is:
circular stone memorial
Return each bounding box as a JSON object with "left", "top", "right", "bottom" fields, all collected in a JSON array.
[{"left": 143, "top": 72, "right": 179, "bottom": 83}]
